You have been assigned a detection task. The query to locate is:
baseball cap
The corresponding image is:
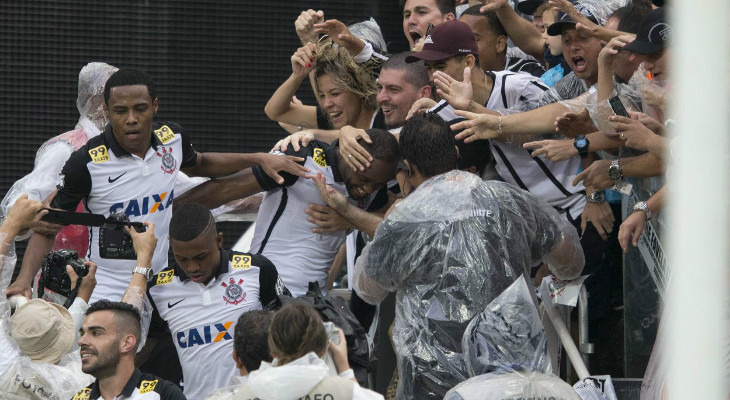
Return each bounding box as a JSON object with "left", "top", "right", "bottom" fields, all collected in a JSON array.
[
  {"left": 10, "top": 299, "right": 75, "bottom": 364},
  {"left": 516, "top": 0, "right": 546, "bottom": 15},
  {"left": 623, "top": 8, "right": 671, "bottom": 55},
  {"left": 406, "top": 20, "right": 478, "bottom": 63},
  {"left": 547, "top": 2, "right": 601, "bottom": 36}
]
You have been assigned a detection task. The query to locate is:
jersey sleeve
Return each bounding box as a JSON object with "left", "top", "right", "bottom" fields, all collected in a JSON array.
[
  {"left": 50, "top": 148, "right": 92, "bottom": 211},
  {"left": 252, "top": 253, "right": 291, "bottom": 310},
  {"left": 153, "top": 379, "right": 187, "bottom": 400},
  {"left": 166, "top": 122, "right": 197, "bottom": 168},
  {"left": 251, "top": 145, "right": 312, "bottom": 191}
]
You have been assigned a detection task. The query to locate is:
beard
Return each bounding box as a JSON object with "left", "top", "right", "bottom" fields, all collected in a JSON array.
[{"left": 81, "top": 346, "right": 121, "bottom": 378}]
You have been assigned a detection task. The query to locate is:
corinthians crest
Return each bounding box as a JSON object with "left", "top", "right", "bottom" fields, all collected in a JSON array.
[
  {"left": 221, "top": 277, "right": 247, "bottom": 305},
  {"left": 156, "top": 146, "right": 177, "bottom": 174}
]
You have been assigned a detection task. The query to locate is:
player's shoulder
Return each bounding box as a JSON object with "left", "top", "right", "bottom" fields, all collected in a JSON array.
[
  {"left": 149, "top": 265, "right": 178, "bottom": 289},
  {"left": 226, "top": 249, "right": 275, "bottom": 271},
  {"left": 152, "top": 121, "right": 185, "bottom": 145}
]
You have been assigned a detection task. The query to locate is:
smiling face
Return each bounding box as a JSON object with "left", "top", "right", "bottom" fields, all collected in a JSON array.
[
  {"left": 561, "top": 27, "right": 603, "bottom": 85},
  {"left": 424, "top": 55, "right": 469, "bottom": 84},
  {"left": 171, "top": 227, "right": 222, "bottom": 285},
  {"left": 377, "top": 69, "right": 427, "bottom": 129},
  {"left": 316, "top": 74, "right": 365, "bottom": 130},
  {"left": 341, "top": 158, "right": 396, "bottom": 201},
  {"left": 78, "top": 311, "right": 123, "bottom": 377},
  {"left": 105, "top": 84, "right": 158, "bottom": 158},
  {"left": 402, "top": 0, "right": 449, "bottom": 49}
]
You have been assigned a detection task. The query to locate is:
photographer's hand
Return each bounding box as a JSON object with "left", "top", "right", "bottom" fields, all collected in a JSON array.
[
  {"left": 68, "top": 262, "right": 97, "bottom": 303},
  {"left": 328, "top": 328, "right": 352, "bottom": 379},
  {"left": 125, "top": 222, "right": 157, "bottom": 267}
]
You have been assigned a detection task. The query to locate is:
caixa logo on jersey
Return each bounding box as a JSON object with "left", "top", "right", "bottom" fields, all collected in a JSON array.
[
  {"left": 109, "top": 190, "right": 174, "bottom": 216},
  {"left": 176, "top": 321, "right": 234, "bottom": 349}
]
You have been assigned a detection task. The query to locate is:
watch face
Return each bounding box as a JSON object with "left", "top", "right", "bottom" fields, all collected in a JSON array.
[
  {"left": 608, "top": 166, "right": 622, "bottom": 180},
  {"left": 576, "top": 138, "right": 588, "bottom": 148}
]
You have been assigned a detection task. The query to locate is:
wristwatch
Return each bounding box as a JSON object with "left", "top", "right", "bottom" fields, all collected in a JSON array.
[
  {"left": 587, "top": 191, "right": 605, "bottom": 204},
  {"left": 608, "top": 159, "right": 623, "bottom": 180},
  {"left": 573, "top": 135, "right": 589, "bottom": 159},
  {"left": 132, "top": 266, "right": 153, "bottom": 280},
  {"left": 633, "top": 201, "right": 652, "bottom": 221}
]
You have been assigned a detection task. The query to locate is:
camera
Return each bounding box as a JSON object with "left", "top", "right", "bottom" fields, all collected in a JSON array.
[
  {"left": 99, "top": 213, "right": 144, "bottom": 259},
  {"left": 39, "top": 249, "right": 88, "bottom": 305}
]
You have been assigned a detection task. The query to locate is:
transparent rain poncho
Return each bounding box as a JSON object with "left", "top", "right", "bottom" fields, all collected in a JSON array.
[
  {"left": 0, "top": 250, "right": 93, "bottom": 400},
  {"left": 353, "top": 170, "right": 584, "bottom": 399},
  {"left": 0, "top": 62, "right": 118, "bottom": 243},
  {"left": 444, "top": 371, "right": 581, "bottom": 400}
]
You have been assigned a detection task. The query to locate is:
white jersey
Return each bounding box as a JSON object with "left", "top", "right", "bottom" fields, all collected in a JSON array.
[
  {"left": 52, "top": 122, "right": 198, "bottom": 303},
  {"left": 432, "top": 71, "right": 586, "bottom": 220},
  {"left": 249, "top": 141, "right": 387, "bottom": 297},
  {"left": 147, "top": 250, "right": 288, "bottom": 400}
]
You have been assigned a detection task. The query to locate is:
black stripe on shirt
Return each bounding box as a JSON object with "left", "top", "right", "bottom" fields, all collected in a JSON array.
[
  {"left": 527, "top": 149, "right": 579, "bottom": 197},
  {"left": 258, "top": 188, "right": 288, "bottom": 253},
  {"left": 492, "top": 144, "right": 529, "bottom": 191}
]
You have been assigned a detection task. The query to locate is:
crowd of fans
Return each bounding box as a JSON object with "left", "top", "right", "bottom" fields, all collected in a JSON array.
[{"left": 0, "top": 0, "right": 674, "bottom": 398}]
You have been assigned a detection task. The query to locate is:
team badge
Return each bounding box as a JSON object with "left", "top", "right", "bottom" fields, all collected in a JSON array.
[
  {"left": 88, "top": 145, "right": 109, "bottom": 163},
  {"left": 313, "top": 148, "right": 327, "bottom": 167},
  {"left": 232, "top": 254, "right": 251, "bottom": 270},
  {"left": 139, "top": 380, "right": 158, "bottom": 394},
  {"left": 221, "top": 277, "right": 247, "bottom": 305},
  {"left": 157, "top": 269, "right": 174, "bottom": 285},
  {"left": 154, "top": 125, "right": 175, "bottom": 144},
  {"left": 156, "top": 146, "right": 177, "bottom": 174},
  {"left": 73, "top": 388, "right": 91, "bottom": 400}
]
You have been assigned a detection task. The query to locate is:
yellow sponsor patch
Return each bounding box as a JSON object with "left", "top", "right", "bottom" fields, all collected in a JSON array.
[
  {"left": 313, "top": 148, "right": 327, "bottom": 167},
  {"left": 73, "top": 388, "right": 91, "bottom": 400},
  {"left": 154, "top": 125, "right": 175, "bottom": 144},
  {"left": 139, "top": 379, "right": 158, "bottom": 394},
  {"left": 88, "top": 145, "right": 109, "bottom": 163},
  {"left": 156, "top": 270, "right": 174, "bottom": 285},
  {"left": 232, "top": 254, "right": 252, "bottom": 270}
]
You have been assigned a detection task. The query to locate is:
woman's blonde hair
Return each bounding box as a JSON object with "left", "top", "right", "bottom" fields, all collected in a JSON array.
[
  {"left": 314, "top": 37, "right": 378, "bottom": 112},
  {"left": 268, "top": 302, "right": 328, "bottom": 366}
]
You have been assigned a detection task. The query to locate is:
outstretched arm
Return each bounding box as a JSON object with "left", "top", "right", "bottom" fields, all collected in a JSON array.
[
  {"left": 481, "top": 0, "right": 546, "bottom": 62},
  {"left": 182, "top": 151, "right": 309, "bottom": 184},
  {"left": 175, "top": 168, "right": 267, "bottom": 210}
]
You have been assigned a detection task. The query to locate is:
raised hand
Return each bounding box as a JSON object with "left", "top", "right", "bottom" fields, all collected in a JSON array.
[{"left": 295, "top": 9, "right": 324, "bottom": 45}]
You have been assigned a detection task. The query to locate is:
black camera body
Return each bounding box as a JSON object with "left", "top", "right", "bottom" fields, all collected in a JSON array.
[
  {"left": 39, "top": 249, "right": 88, "bottom": 302},
  {"left": 99, "top": 213, "right": 144, "bottom": 259}
]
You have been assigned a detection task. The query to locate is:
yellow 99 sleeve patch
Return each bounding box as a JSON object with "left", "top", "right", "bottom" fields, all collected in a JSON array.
[
  {"left": 154, "top": 125, "right": 175, "bottom": 144},
  {"left": 88, "top": 145, "right": 109, "bottom": 163},
  {"left": 313, "top": 148, "right": 327, "bottom": 167},
  {"left": 73, "top": 388, "right": 91, "bottom": 400},
  {"left": 232, "top": 254, "right": 252, "bottom": 270},
  {"left": 156, "top": 270, "right": 174, "bottom": 285},
  {"left": 139, "top": 380, "right": 158, "bottom": 394}
]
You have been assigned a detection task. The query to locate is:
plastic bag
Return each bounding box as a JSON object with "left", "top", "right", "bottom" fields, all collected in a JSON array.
[
  {"left": 444, "top": 370, "right": 581, "bottom": 400},
  {"left": 574, "top": 375, "right": 619, "bottom": 400},
  {"left": 462, "top": 276, "right": 551, "bottom": 377}
]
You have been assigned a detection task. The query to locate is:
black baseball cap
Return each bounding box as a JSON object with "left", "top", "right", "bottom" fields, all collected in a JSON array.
[
  {"left": 516, "top": 0, "right": 545, "bottom": 15},
  {"left": 623, "top": 8, "right": 671, "bottom": 55},
  {"left": 546, "top": 3, "right": 600, "bottom": 36}
]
